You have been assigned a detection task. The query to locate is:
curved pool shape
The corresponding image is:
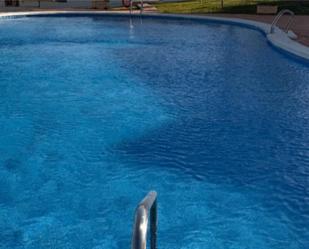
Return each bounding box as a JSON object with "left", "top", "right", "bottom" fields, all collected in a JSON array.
[{"left": 0, "top": 15, "right": 308, "bottom": 249}]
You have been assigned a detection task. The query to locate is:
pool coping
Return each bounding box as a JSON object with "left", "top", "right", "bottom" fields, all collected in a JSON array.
[{"left": 1, "top": 10, "right": 309, "bottom": 62}]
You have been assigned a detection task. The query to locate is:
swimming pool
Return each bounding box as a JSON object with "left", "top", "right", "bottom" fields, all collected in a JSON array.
[{"left": 0, "top": 14, "right": 308, "bottom": 249}]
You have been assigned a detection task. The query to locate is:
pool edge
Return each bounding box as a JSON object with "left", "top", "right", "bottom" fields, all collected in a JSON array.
[{"left": 1, "top": 11, "right": 309, "bottom": 63}]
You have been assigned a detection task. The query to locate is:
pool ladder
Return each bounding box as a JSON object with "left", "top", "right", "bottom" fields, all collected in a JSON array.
[
  {"left": 269, "top": 9, "right": 295, "bottom": 34},
  {"left": 130, "top": 0, "right": 144, "bottom": 15},
  {"left": 131, "top": 191, "right": 157, "bottom": 249}
]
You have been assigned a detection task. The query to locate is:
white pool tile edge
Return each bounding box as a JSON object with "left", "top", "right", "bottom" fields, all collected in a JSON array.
[{"left": 1, "top": 11, "right": 309, "bottom": 62}]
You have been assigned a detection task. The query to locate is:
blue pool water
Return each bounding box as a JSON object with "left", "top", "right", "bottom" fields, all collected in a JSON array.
[{"left": 0, "top": 15, "right": 308, "bottom": 249}]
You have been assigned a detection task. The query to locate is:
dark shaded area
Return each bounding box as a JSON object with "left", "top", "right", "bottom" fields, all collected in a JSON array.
[{"left": 222, "top": 1, "right": 309, "bottom": 14}]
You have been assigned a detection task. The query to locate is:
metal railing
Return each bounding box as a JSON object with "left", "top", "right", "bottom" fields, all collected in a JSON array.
[
  {"left": 131, "top": 191, "right": 157, "bottom": 249},
  {"left": 270, "top": 9, "right": 295, "bottom": 34},
  {"left": 130, "top": 0, "right": 144, "bottom": 15}
]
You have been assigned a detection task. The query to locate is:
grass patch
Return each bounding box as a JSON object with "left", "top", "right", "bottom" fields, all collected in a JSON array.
[{"left": 155, "top": 0, "right": 309, "bottom": 14}]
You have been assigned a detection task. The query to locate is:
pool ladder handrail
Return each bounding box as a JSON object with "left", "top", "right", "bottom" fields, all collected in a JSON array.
[
  {"left": 131, "top": 191, "right": 157, "bottom": 249},
  {"left": 270, "top": 9, "right": 295, "bottom": 34},
  {"left": 130, "top": 0, "right": 144, "bottom": 15}
]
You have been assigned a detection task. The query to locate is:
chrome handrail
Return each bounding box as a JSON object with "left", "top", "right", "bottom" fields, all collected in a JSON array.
[
  {"left": 131, "top": 191, "right": 157, "bottom": 249},
  {"left": 270, "top": 9, "right": 295, "bottom": 34},
  {"left": 130, "top": 0, "right": 144, "bottom": 15}
]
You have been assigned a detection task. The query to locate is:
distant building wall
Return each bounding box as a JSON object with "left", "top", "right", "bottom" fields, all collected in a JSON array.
[
  {"left": 0, "top": 0, "right": 122, "bottom": 9},
  {"left": 109, "top": 0, "right": 122, "bottom": 7},
  {"left": 0, "top": 0, "right": 103, "bottom": 8},
  {"left": 24, "top": 0, "right": 92, "bottom": 8}
]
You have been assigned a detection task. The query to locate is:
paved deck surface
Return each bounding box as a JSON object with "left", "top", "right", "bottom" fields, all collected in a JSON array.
[{"left": 210, "top": 14, "right": 309, "bottom": 47}]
